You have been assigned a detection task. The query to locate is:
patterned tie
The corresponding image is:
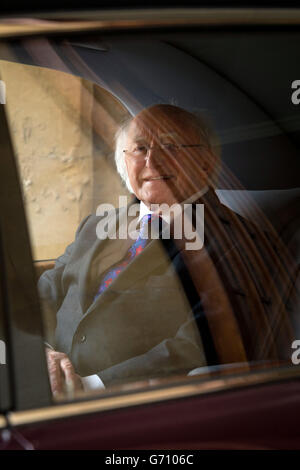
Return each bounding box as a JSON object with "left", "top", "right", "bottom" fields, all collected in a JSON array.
[{"left": 94, "top": 213, "right": 160, "bottom": 300}]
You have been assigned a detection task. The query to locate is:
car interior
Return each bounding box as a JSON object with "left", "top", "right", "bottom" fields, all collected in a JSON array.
[{"left": 0, "top": 21, "right": 299, "bottom": 406}]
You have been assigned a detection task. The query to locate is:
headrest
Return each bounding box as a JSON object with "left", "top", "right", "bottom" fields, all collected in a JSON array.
[{"left": 216, "top": 188, "right": 300, "bottom": 264}]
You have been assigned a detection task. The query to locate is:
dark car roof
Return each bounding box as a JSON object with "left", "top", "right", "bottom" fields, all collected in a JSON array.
[{"left": 0, "top": 1, "right": 299, "bottom": 17}]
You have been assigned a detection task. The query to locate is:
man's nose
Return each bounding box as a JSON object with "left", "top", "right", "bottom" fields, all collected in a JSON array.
[
  {"left": 145, "top": 145, "right": 161, "bottom": 168},
  {"left": 145, "top": 146, "right": 174, "bottom": 174}
]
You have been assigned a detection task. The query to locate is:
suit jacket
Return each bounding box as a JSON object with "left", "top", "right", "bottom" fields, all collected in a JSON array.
[{"left": 38, "top": 189, "right": 295, "bottom": 386}]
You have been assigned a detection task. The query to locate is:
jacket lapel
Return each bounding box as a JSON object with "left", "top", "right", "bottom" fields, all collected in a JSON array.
[
  {"left": 78, "top": 205, "right": 132, "bottom": 312},
  {"left": 82, "top": 233, "right": 176, "bottom": 319}
]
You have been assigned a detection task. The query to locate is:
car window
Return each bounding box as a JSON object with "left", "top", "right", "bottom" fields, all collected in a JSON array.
[{"left": 0, "top": 25, "right": 299, "bottom": 408}]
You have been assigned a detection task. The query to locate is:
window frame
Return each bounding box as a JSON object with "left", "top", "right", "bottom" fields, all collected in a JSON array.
[{"left": 0, "top": 8, "right": 299, "bottom": 421}]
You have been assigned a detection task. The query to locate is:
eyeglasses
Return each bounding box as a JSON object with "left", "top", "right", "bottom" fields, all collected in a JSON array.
[{"left": 123, "top": 143, "right": 207, "bottom": 159}]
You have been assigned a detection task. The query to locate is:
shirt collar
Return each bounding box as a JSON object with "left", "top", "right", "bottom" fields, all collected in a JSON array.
[{"left": 138, "top": 186, "right": 209, "bottom": 223}]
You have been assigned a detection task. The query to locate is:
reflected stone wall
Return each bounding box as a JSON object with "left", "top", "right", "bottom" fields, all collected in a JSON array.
[{"left": 0, "top": 60, "right": 130, "bottom": 260}]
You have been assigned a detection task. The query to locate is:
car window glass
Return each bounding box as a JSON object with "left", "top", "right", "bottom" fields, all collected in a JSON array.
[{"left": 0, "top": 28, "right": 299, "bottom": 405}]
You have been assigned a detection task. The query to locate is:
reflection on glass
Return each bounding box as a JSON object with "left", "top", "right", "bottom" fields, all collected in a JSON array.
[{"left": 1, "top": 33, "right": 299, "bottom": 401}]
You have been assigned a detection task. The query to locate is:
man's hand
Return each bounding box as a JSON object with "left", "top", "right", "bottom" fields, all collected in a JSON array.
[{"left": 46, "top": 348, "right": 83, "bottom": 396}]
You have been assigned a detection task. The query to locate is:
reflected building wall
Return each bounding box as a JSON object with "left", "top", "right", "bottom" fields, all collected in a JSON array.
[{"left": 0, "top": 60, "right": 130, "bottom": 260}]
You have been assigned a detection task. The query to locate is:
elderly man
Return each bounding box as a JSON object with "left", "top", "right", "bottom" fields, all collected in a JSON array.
[{"left": 39, "top": 104, "right": 293, "bottom": 395}]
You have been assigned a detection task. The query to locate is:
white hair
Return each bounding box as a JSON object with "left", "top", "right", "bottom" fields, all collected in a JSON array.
[
  {"left": 114, "top": 108, "right": 221, "bottom": 193},
  {"left": 114, "top": 116, "right": 135, "bottom": 193}
]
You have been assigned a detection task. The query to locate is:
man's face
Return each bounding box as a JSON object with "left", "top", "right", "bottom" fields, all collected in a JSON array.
[{"left": 124, "top": 106, "right": 216, "bottom": 207}]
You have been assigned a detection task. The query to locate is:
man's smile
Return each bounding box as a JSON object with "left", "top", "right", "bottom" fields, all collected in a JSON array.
[{"left": 143, "top": 175, "right": 174, "bottom": 181}]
